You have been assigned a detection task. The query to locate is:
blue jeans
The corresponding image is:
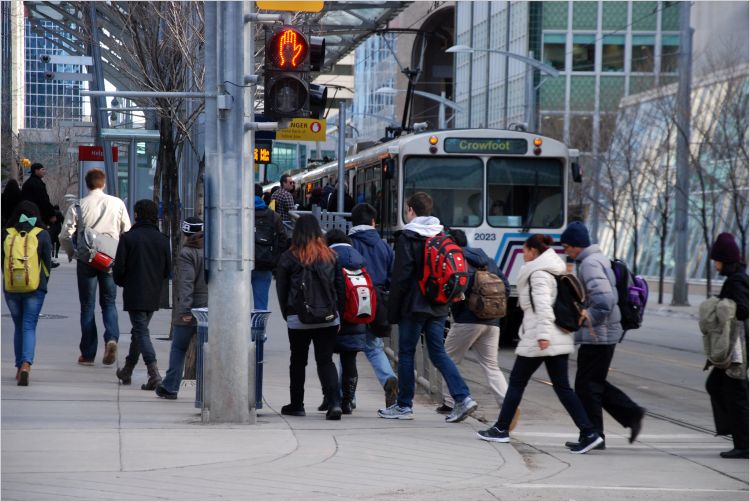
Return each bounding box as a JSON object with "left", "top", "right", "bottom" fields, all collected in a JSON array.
[
  {"left": 364, "top": 331, "right": 396, "bottom": 386},
  {"left": 125, "top": 311, "right": 156, "bottom": 366},
  {"left": 162, "top": 324, "right": 196, "bottom": 394},
  {"left": 251, "top": 270, "right": 273, "bottom": 310},
  {"left": 397, "top": 316, "right": 470, "bottom": 409},
  {"left": 5, "top": 290, "right": 46, "bottom": 367},
  {"left": 77, "top": 261, "right": 119, "bottom": 359},
  {"left": 497, "top": 354, "right": 594, "bottom": 434}
]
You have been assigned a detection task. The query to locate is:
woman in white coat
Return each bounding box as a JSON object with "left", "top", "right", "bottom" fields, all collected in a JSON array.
[{"left": 477, "top": 235, "right": 603, "bottom": 454}]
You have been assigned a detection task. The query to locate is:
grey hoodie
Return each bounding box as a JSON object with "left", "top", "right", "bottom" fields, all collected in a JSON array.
[{"left": 574, "top": 244, "right": 622, "bottom": 344}]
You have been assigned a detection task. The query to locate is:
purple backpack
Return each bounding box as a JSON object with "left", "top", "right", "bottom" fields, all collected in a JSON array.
[{"left": 611, "top": 259, "right": 649, "bottom": 339}]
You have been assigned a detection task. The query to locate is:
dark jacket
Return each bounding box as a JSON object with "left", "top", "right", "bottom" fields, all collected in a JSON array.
[
  {"left": 113, "top": 222, "right": 171, "bottom": 312},
  {"left": 254, "top": 199, "right": 287, "bottom": 271},
  {"left": 21, "top": 175, "right": 55, "bottom": 224},
  {"left": 326, "top": 192, "right": 355, "bottom": 213},
  {"left": 330, "top": 243, "right": 367, "bottom": 352},
  {"left": 349, "top": 227, "right": 394, "bottom": 288},
  {"left": 451, "top": 246, "right": 509, "bottom": 326},
  {"left": 387, "top": 229, "right": 449, "bottom": 323},
  {"left": 2, "top": 223, "right": 53, "bottom": 293},
  {"left": 275, "top": 250, "right": 345, "bottom": 322},
  {"left": 718, "top": 265, "right": 749, "bottom": 322},
  {"left": 174, "top": 233, "right": 207, "bottom": 326},
  {"left": 2, "top": 181, "right": 22, "bottom": 228}
]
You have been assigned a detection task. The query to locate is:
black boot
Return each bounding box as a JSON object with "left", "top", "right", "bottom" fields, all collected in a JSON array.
[
  {"left": 141, "top": 362, "right": 162, "bottom": 390},
  {"left": 116, "top": 359, "right": 136, "bottom": 385},
  {"left": 317, "top": 394, "right": 329, "bottom": 412},
  {"left": 341, "top": 376, "right": 358, "bottom": 415},
  {"left": 326, "top": 387, "right": 342, "bottom": 421}
]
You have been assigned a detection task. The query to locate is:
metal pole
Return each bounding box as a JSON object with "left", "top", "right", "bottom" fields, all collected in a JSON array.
[
  {"left": 81, "top": 91, "right": 215, "bottom": 99},
  {"left": 337, "top": 102, "right": 345, "bottom": 212},
  {"left": 205, "top": 0, "right": 251, "bottom": 423},
  {"left": 526, "top": 50, "right": 535, "bottom": 130},
  {"left": 672, "top": 1, "right": 692, "bottom": 306},
  {"left": 438, "top": 91, "right": 446, "bottom": 129},
  {"left": 128, "top": 138, "right": 136, "bottom": 218},
  {"left": 503, "top": 2, "right": 511, "bottom": 127},
  {"left": 88, "top": 6, "right": 116, "bottom": 195}
]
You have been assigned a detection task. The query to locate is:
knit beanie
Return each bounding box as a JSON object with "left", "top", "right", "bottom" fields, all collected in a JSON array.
[
  {"left": 710, "top": 232, "right": 741, "bottom": 264},
  {"left": 560, "top": 221, "right": 591, "bottom": 248},
  {"left": 181, "top": 216, "right": 204, "bottom": 235}
]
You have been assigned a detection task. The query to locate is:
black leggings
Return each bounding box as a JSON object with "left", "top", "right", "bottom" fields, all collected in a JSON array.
[
  {"left": 288, "top": 327, "right": 338, "bottom": 408},
  {"left": 339, "top": 351, "right": 358, "bottom": 383}
]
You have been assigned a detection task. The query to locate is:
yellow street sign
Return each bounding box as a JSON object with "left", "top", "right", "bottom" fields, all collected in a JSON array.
[
  {"left": 256, "top": 1, "right": 324, "bottom": 13},
  {"left": 275, "top": 118, "right": 326, "bottom": 142}
]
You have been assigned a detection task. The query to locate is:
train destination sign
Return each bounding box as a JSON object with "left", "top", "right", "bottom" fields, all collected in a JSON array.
[{"left": 444, "top": 138, "right": 528, "bottom": 155}]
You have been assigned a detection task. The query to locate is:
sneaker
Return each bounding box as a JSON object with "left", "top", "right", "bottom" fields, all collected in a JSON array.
[
  {"left": 629, "top": 407, "right": 646, "bottom": 443},
  {"left": 720, "top": 448, "right": 749, "bottom": 459},
  {"left": 50, "top": 261, "right": 60, "bottom": 268},
  {"left": 383, "top": 376, "right": 398, "bottom": 408},
  {"left": 446, "top": 396, "right": 478, "bottom": 423},
  {"left": 77, "top": 355, "right": 95, "bottom": 366},
  {"left": 102, "top": 341, "right": 117, "bottom": 365},
  {"left": 476, "top": 426, "right": 509, "bottom": 443},
  {"left": 565, "top": 439, "right": 606, "bottom": 450},
  {"left": 280, "top": 404, "right": 306, "bottom": 417},
  {"left": 570, "top": 433, "right": 604, "bottom": 454},
  {"left": 155, "top": 385, "right": 178, "bottom": 400},
  {"left": 377, "top": 404, "right": 414, "bottom": 420},
  {"left": 435, "top": 403, "right": 453, "bottom": 414}
]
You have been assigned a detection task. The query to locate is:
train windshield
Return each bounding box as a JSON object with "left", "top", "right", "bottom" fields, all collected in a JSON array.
[
  {"left": 487, "top": 157, "right": 564, "bottom": 229},
  {"left": 403, "top": 156, "right": 483, "bottom": 227}
]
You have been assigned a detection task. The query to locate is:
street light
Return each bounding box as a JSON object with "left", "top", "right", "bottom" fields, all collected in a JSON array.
[
  {"left": 446, "top": 44, "right": 559, "bottom": 131},
  {"left": 374, "top": 87, "right": 464, "bottom": 128}
]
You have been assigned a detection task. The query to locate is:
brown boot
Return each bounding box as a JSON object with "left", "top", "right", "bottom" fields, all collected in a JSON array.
[
  {"left": 102, "top": 340, "right": 118, "bottom": 365},
  {"left": 18, "top": 362, "right": 30, "bottom": 386},
  {"left": 116, "top": 360, "right": 136, "bottom": 385},
  {"left": 141, "top": 362, "right": 162, "bottom": 390},
  {"left": 15, "top": 367, "right": 21, "bottom": 381}
]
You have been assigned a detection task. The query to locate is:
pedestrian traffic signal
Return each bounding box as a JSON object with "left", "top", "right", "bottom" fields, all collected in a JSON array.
[{"left": 264, "top": 26, "right": 328, "bottom": 120}]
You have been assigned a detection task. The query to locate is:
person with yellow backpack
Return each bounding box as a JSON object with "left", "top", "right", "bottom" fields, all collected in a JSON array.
[{"left": 2, "top": 200, "right": 53, "bottom": 386}]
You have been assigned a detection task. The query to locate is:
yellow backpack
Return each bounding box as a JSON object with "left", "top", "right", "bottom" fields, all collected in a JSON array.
[{"left": 3, "top": 227, "right": 48, "bottom": 293}]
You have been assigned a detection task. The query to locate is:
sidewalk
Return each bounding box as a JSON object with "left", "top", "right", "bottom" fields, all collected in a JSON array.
[{"left": 2, "top": 261, "right": 747, "bottom": 501}]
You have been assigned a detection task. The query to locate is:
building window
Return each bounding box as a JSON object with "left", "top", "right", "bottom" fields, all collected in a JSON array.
[
  {"left": 661, "top": 34, "right": 679, "bottom": 73},
  {"left": 632, "top": 35, "right": 655, "bottom": 73},
  {"left": 542, "top": 33, "right": 566, "bottom": 71},
  {"left": 572, "top": 34, "right": 595, "bottom": 72},
  {"left": 602, "top": 35, "right": 625, "bottom": 72}
]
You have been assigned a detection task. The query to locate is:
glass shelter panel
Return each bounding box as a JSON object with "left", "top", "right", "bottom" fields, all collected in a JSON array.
[
  {"left": 487, "top": 158, "right": 564, "bottom": 229},
  {"left": 402, "top": 156, "right": 483, "bottom": 227}
]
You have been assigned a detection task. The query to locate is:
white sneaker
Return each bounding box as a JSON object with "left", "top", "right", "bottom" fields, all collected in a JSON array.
[
  {"left": 377, "top": 404, "right": 414, "bottom": 419},
  {"left": 446, "top": 396, "right": 477, "bottom": 423}
]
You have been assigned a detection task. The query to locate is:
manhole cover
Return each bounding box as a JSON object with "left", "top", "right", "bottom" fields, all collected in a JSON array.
[{"left": 2, "top": 313, "right": 68, "bottom": 319}]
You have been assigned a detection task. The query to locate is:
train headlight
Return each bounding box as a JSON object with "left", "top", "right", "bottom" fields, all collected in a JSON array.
[{"left": 429, "top": 135, "right": 438, "bottom": 145}]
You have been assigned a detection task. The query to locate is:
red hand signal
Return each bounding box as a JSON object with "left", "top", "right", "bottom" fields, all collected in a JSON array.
[{"left": 278, "top": 29, "right": 305, "bottom": 69}]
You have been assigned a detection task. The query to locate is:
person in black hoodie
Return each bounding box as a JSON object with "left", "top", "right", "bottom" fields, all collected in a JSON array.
[
  {"left": 2, "top": 179, "right": 23, "bottom": 229},
  {"left": 252, "top": 183, "right": 286, "bottom": 310},
  {"left": 324, "top": 229, "right": 367, "bottom": 414},
  {"left": 379, "top": 192, "right": 477, "bottom": 423},
  {"left": 437, "top": 229, "right": 515, "bottom": 425},
  {"left": 275, "top": 215, "right": 346, "bottom": 420},
  {"left": 706, "top": 232, "right": 748, "bottom": 459},
  {"left": 113, "top": 199, "right": 171, "bottom": 390},
  {"left": 21, "top": 163, "right": 56, "bottom": 226}
]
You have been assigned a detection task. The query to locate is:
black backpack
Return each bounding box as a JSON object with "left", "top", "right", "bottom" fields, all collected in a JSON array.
[
  {"left": 255, "top": 211, "right": 281, "bottom": 271},
  {"left": 294, "top": 262, "right": 338, "bottom": 324},
  {"left": 529, "top": 271, "right": 586, "bottom": 333}
]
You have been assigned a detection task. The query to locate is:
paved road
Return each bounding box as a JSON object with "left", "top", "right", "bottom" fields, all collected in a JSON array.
[{"left": 1, "top": 261, "right": 747, "bottom": 500}]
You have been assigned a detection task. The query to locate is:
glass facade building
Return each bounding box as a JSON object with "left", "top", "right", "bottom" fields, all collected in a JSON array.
[
  {"left": 24, "top": 19, "right": 84, "bottom": 129},
  {"left": 352, "top": 33, "right": 398, "bottom": 141}
]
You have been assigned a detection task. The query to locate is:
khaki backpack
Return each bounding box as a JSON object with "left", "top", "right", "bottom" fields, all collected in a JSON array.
[
  {"left": 466, "top": 268, "right": 507, "bottom": 319},
  {"left": 4, "top": 227, "right": 48, "bottom": 293}
]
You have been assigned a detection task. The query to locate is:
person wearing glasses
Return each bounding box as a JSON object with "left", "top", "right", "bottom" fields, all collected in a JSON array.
[{"left": 272, "top": 173, "right": 296, "bottom": 223}]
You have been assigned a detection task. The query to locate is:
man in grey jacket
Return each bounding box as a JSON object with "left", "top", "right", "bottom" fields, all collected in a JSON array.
[{"left": 561, "top": 221, "right": 645, "bottom": 449}]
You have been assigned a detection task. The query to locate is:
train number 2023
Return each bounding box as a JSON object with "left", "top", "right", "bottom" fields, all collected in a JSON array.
[{"left": 474, "top": 233, "right": 497, "bottom": 241}]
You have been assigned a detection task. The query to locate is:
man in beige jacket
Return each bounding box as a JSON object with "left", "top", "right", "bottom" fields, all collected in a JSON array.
[{"left": 61, "top": 168, "right": 131, "bottom": 366}]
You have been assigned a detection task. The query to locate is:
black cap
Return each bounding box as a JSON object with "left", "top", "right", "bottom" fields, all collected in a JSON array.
[{"left": 181, "top": 216, "right": 204, "bottom": 235}]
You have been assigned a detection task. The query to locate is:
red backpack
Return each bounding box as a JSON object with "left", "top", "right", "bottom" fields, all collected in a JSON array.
[
  {"left": 341, "top": 266, "right": 377, "bottom": 324},
  {"left": 419, "top": 233, "right": 470, "bottom": 305}
]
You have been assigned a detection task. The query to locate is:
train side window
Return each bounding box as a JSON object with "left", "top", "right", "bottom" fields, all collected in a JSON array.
[{"left": 402, "top": 156, "right": 483, "bottom": 227}]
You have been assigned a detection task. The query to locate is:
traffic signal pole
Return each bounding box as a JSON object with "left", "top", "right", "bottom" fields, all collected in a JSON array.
[{"left": 204, "top": 0, "right": 252, "bottom": 424}]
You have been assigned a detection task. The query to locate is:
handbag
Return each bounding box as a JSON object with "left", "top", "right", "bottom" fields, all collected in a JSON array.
[{"left": 74, "top": 204, "right": 119, "bottom": 271}]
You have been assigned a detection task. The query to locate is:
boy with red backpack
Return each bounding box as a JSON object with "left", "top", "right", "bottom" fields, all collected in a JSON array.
[{"left": 378, "top": 192, "right": 477, "bottom": 422}]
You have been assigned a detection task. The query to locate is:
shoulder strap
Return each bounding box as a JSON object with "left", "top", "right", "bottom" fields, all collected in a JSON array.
[{"left": 528, "top": 270, "right": 555, "bottom": 313}]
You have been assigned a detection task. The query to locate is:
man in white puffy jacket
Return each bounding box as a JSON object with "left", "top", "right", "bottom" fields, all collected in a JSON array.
[
  {"left": 60, "top": 168, "right": 131, "bottom": 367},
  {"left": 561, "top": 221, "right": 645, "bottom": 450}
]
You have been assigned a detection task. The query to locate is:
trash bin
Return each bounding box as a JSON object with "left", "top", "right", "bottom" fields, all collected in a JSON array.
[
  {"left": 191, "top": 307, "right": 209, "bottom": 409},
  {"left": 250, "top": 310, "right": 272, "bottom": 409},
  {"left": 191, "top": 307, "right": 271, "bottom": 411}
]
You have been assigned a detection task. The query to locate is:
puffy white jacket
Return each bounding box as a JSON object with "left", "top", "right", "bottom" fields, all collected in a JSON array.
[
  {"left": 60, "top": 189, "right": 131, "bottom": 259},
  {"left": 515, "top": 248, "right": 575, "bottom": 358}
]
